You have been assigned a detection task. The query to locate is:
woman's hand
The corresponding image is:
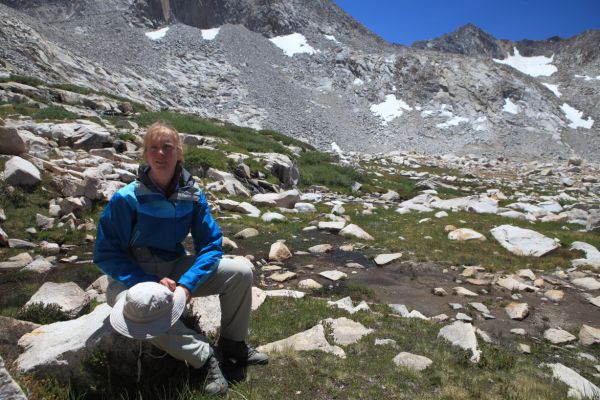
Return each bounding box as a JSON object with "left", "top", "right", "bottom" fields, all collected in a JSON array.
[{"left": 159, "top": 277, "right": 176, "bottom": 291}]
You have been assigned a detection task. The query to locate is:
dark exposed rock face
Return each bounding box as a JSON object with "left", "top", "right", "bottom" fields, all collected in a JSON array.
[{"left": 412, "top": 23, "right": 505, "bottom": 59}]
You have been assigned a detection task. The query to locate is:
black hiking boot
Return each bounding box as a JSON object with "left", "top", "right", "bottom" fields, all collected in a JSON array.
[
  {"left": 218, "top": 337, "right": 269, "bottom": 366},
  {"left": 203, "top": 349, "right": 228, "bottom": 396}
]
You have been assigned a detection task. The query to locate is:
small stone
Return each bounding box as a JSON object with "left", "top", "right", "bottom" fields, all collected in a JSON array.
[
  {"left": 373, "top": 253, "right": 402, "bottom": 266},
  {"left": 269, "top": 271, "right": 297, "bottom": 282},
  {"left": 345, "top": 262, "right": 365, "bottom": 269},
  {"left": 518, "top": 343, "right": 531, "bottom": 354},
  {"left": 433, "top": 287, "right": 447, "bottom": 296},
  {"left": 449, "top": 303, "right": 463, "bottom": 310},
  {"left": 392, "top": 352, "right": 433, "bottom": 371},
  {"left": 308, "top": 244, "right": 334, "bottom": 254},
  {"left": 319, "top": 270, "right": 348, "bottom": 281},
  {"left": 298, "top": 279, "right": 323, "bottom": 290},
  {"left": 511, "top": 328, "right": 526, "bottom": 335},
  {"left": 544, "top": 328, "right": 576, "bottom": 344},
  {"left": 269, "top": 241, "right": 292, "bottom": 262},
  {"left": 456, "top": 313, "right": 472, "bottom": 322},
  {"left": 234, "top": 228, "right": 259, "bottom": 239},
  {"left": 469, "top": 302, "right": 490, "bottom": 314},
  {"left": 544, "top": 290, "right": 565, "bottom": 303},
  {"left": 505, "top": 302, "right": 529, "bottom": 320},
  {"left": 453, "top": 287, "right": 478, "bottom": 297}
]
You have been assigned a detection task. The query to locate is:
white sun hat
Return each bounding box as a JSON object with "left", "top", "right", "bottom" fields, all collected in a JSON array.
[{"left": 110, "top": 281, "right": 187, "bottom": 339}]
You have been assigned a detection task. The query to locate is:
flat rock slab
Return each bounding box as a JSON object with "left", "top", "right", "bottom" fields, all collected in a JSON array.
[
  {"left": 252, "top": 287, "right": 267, "bottom": 310},
  {"left": 571, "top": 277, "right": 600, "bottom": 291},
  {"left": 323, "top": 317, "right": 374, "bottom": 345},
  {"left": 374, "top": 253, "right": 402, "bottom": 266},
  {"left": 453, "top": 287, "right": 478, "bottom": 297},
  {"left": 393, "top": 352, "right": 433, "bottom": 371},
  {"left": 319, "top": 270, "right": 348, "bottom": 281},
  {"left": 497, "top": 276, "right": 537, "bottom": 292},
  {"left": 328, "top": 296, "right": 370, "bottom": 314},
  {"left": 543, "top": 328, "right": 577, "bottom": 344},
  {"left": 15, "top": 304, "right": 127, "bottom": 378},
  {"left": 257, "top": 323, "right": 345, "bottom": 358},
  {"left": 22, "top": 257, "right": 54, "bottom": 273},
  {"left": 0, "top": 355, "right": 27, "bottom": 400},
  {"left": 298, "top": 279, "right": 323, "bottom": 290},
  {"left": 24, "top": 282, "right": 90, "bottom": 318},
  {"left": 318, "top": 221, "right": 346, "bottom": 232},
  {"left": 438, "top": 321, "right": 481, "bottom": 363},
  {"left": 490, "top": 225, "right": 559, "bottom": 257},
  {"left": 543, "top": 363, "right": 600, "bottom": 399},
  {"left": 269, "top": 271, "right": 297, "bottom": 282},
  {"left": 264, "top": 289, "right": 306, "bottom": 299}
]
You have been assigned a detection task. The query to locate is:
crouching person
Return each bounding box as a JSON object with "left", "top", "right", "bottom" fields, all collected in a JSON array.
[{"left": 93, "top": 122, "right": 268, "bottom": 395}]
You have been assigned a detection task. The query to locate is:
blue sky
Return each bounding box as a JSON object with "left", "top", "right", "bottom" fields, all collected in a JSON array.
[{"left": 333, "top": 0, "right": 600, "bottom": 45}]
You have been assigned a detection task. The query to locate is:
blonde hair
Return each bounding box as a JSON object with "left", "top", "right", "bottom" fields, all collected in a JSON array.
[{"left": 143, "top": 122, "right": 184, "bottom": 161}]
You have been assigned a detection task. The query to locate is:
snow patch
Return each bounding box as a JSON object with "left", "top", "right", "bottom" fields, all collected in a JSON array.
[
  {"left": 324, "top": 34, "right": 340, "bottom": 44},
  {"left": 270, "top": 33, "right": 317, "bottom": 57},
  {"left": 493, "top": 47, "right": 557, "bottom": 77},
  {"left": 437, "top": 116, "right": 469, "bottom": 129},
  {"left": 331, "top": 142, "right": 345, "bottom": 159},
  {"left": 472, "top": 116, "right": 488, "bottom": 131},
  {"left": 353, "top": 78, "right": 364, "bottom": 86},
  {"left": 561, "top": 103, "right": 594, "bottom": 129},
  {"left": 145, "top": 27, "right": 169, "bottom": 41},
  {"left": 370, "top": 95, "right": 412, "bottom": 125},
  {"left": 541, "top": 83, "right": 561, "bottom": 97},
  {"left": 575, "top": 74, "right": 600, "bottom": 81},
  {"left": 503, "top": 98, "right": 520, "bottom": 114},
  {"left": 201, "top": 28, "right": 220, "bottom": 41}
]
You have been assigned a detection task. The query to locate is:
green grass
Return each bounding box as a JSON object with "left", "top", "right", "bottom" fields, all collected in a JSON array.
[
  {"left": 347, "top": 205, "right": 600, "bottom": 272},
  {"left": 184, "top": 146, "right": 233, "bottom": 173}
]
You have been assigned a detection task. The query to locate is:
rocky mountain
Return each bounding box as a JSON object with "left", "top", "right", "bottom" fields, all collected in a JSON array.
[{"left": 0, "top": 0, "right": 599, "bottom": 161}]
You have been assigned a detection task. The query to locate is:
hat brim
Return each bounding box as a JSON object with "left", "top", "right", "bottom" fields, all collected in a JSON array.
[{"left": 110, "top": 286, "right": 187, "bottom": 339}]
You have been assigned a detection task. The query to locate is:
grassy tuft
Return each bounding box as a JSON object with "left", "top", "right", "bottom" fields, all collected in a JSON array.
[{"left": 16, "top": 302, "right": 71, "bottom": 324}]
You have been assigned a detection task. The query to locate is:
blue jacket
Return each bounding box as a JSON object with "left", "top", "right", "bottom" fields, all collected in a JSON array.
[{"left": 93, "top": 166, "right": 223, "bottom": 293}]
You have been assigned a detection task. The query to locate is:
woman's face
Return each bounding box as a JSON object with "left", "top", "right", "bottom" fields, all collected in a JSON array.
[{"left": 144, "top": 136, "right": 180, "bottom": 183}]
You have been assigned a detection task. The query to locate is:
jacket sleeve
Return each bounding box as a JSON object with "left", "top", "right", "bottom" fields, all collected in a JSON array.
[
  {"left": 93, "top": 192, "right": 159, "bottom": 287},
  {"left": 178, "top": 191, "right": 223, "bottom": 292}
]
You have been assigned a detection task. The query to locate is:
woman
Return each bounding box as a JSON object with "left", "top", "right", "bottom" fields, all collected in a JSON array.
[{"left": 93, "top": 122, "right": 267, "bottom": 395}]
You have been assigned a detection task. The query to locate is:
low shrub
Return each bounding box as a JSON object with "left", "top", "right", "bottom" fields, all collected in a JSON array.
[
  {"left": 184, "top": 147, "right": 232, "bottom": 173},
  {"left": 33, "top": 106, "right": 79, "bottom": 121},
  {"left": 16, "top": 302, "right": 71, "bottom": 324}
]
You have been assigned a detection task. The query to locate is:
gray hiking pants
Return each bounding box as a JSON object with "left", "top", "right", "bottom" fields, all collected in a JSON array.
[{"left": 106, "top": 250, "right": 253, "bottom": 368}]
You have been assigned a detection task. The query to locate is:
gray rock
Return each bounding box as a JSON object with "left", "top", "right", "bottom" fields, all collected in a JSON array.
[
  {"left": 0, "top": 127, "right": 27, "bottom": 155},
  {"left": 308, "top": 243, "right": 333, "bottom": 253},
  {"left": 438, "top": 321, "right": 481, "bottom": 363},
  {"left": 373, "top": 253, "right": 402, "bottom": 266},
  {"left": 298, "top": 278, "right": 323, "bottom": 290},
  {"left": 543, "top": 328, "right": 577, "bottom": 344},
  {"left": 393, "top": 352, "right": 433, "bottom": 371},
  {"left": 579, "top": 325, "right": 600, "bottom": 346},
  {"left": 269, "top": 241, "right": 292, "bottom": 262},
  {"left": 587, "top": 209, "right": 600, "bottom": 232},
  {"left": 448, "top": 228, "right": 486, "bottom": 241},
  {"left": 251, "top": 190, "right": 300, "bottom": 209},
  {"left": 188, "top": 295, "right": 221, "bottom": 336},
  {"left": 15, "top": 304, "right": 136, "bottom": 380},
  {"left": 294, "top": 202, "right": 316, "bottom": 213},
  {"left": 22, "top": 257, "right": 54, "bottom": 273},
  {"left": 269, "top": 271, "right": 297, "bottom": 282},
  {"left": 0, "top": 355, "right": 27, "bottom": 400},
  {"left": 261, "top": 212, "right": 287, "bottom": 222},
  {"left": 3, "top": 156, "right": 41, "bottom": 186},
  {"left": 24, "top": 282, "right": 90, "bottom": 318},
  {"left": 317, "top": 220, "right": 346, "bottom": 232},
  {"left": 36, "top": 213, "right": 55, "bottom": 230},
  {"left": 338, "top": 223, "right": 374, "bottom": 241},
  {"left": 572, "top": 277, "right": 600, "bottom": 291},
  {"left": 0, "top": 226, "right": 7, "bottom": 247},
  {"left": 319, "top": 270, "right": 348, "bottom": 281},
  {"left": 490, "top": 225, "right": 559, "bottom": 257},
  {"left": 505, "top": 302, "right": 529, "bottom": 320},
  {"left": 323, "top": 317, "right": 374, "bottom": 345},
  {"left": 257, "top": 323, "right": 345, "bottom": 358},
  {"left": 234, "top": 227, "right": 259, "bottom": 239},
  {"left": 570, "top": 241, "right": 600, "bottom": 269},
  {"left": 327, "top": 297, "right": 370, "bottom": 314},
  {"left": 543, "top": 363, "right": 600, "bottom": 399},
  {"left": 8, "top": 239, "right": 36, "bottom": 249}
]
